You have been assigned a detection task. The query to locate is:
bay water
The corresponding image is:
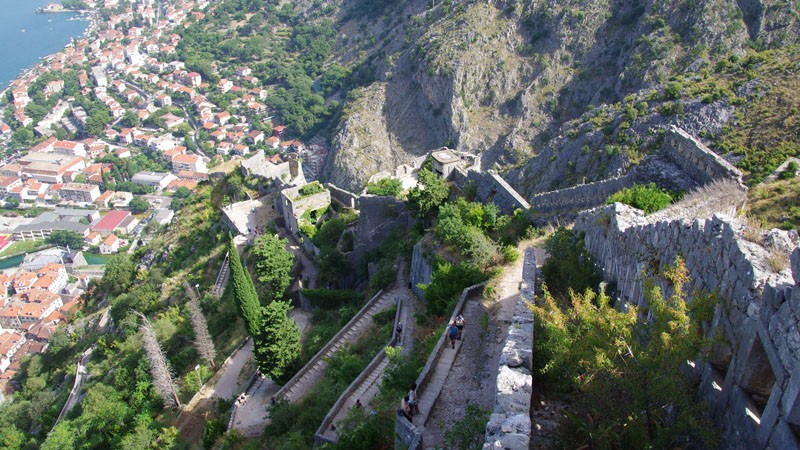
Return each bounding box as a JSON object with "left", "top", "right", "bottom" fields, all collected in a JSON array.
[{"left": 0, "top": 0, "right": 89, "bottom": 91}]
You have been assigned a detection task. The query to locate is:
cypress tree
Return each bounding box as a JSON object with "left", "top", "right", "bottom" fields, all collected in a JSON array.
[
  {"left": 228, "top": 238, "right": 261, "bottom": 337},
  {"left": 253, "top": 300, "right": 300, "bottom": 380}
]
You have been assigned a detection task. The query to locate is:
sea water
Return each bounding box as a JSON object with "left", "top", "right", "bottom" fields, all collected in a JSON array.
[{"left": 0, "top": 0, "right": 89, "bottom": 91}]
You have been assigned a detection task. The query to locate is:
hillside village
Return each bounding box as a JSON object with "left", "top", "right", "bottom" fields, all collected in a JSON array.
[{"left": 0, "top": 0, "right": 332, "bottom": 387}]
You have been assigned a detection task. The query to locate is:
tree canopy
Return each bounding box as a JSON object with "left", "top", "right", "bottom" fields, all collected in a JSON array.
[
  {"left": 46, "top": 230, "right": 84, "bottom": 249},
  {"left": 253, "top": 300, "right": 300, "bottom": 380},
  {"left": 251, "top": 233, "right": 295, "bottom": 302},
  {"left": 406, "top": 168, "right": 449, "bottom": 220},
  {"left": 228, "top": 238, "right": 261, "bottom": 337}
]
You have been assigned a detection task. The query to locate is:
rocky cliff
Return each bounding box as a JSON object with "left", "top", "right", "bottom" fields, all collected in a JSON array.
[{"left": 322, "top": 0, "right": 799, "bottom": 192}]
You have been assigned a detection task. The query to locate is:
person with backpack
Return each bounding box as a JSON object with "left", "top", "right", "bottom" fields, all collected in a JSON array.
[{"left": 448, "top": 320, "right": 458, "bottom": 349}]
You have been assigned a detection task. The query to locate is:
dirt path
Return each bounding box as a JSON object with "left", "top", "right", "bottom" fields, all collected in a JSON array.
[{"left": 422, "top": 240, "right": 529, "bottom": 448}]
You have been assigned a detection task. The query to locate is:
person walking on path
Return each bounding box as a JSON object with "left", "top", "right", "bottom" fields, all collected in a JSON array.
[
  {"left": 455, "top": 314, "right": 466, "bottom": 340},
  {"left": 408, "top": 382, "right": 420, "bottom": 415},
  {"left": 448, "top": 321, "right": 458, "bottom": 349}
]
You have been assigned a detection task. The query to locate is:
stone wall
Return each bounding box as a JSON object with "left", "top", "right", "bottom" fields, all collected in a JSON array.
[
  {"left": 662, "top": 125, "right": 744, "bottom": 186},
  {"left": 326, "top": 182, "right": 359, "bottom": 209},
  {"left": 410, "top": 241, "right": 433, "bottom": 300},
  {"left": 574, "top": 203, "right": 800, "bottom": 449},
  {"left": 529, "top": 174, "right": 635, "bottom": 215},
  {"left": 451, "top": 168, "right": 530, "bottom": 215},
  {"left": 279, "top": 184, "right": 331, "bottom": 237},
  {"left": 349, "top": 195, "right": 414, "bottom": 266},
  {"left": 484, "top": 247, "right": 535, "bottom": 449}
]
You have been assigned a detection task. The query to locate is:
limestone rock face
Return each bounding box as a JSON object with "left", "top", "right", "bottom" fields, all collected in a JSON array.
[{"left": 324, "top": 0, "right": 796, "bottom": 191}]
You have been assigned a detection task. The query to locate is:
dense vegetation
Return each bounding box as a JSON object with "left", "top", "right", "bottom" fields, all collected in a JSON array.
[
  {"left": 606, "top": 182, "right": 675, "bottom": 214},
  {"left": 534, "top": 230, "right": 719, "bottom": 448}
]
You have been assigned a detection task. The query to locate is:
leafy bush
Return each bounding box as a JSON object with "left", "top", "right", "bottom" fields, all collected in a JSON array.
[
  {"left": 366, "top": 177, "right": 402, "bottom": 197},
  {"left": 541, "top": 228, "right": 601, "bottom": 301},
  {"left": 779, "top": 161, "right": 798, "bottom": 180},
  {"left": 532, "top": 258, "right": 718, "bottom": 448},
  {"left": 606, "top": 182, "right": 673, "bottom": 214},
  {"left": 422, "top": 259, "right": 485, "bottom": 317}
]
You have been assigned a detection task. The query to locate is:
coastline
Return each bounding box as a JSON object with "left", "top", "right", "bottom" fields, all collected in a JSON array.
[{"left": 0, "top": 9, "right": 96, "bottom": 99}]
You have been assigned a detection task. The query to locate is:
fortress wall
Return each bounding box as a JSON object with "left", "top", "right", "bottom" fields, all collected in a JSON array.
[
  {"left": 530, "top": 174, "right": 635, "bottom": 215},
  {"left": 325, "top": 182, "right": 359, "bottom": 209},
  {"left": 575, "top": 204, "right": 800, "bottom": 449},
  {"left": 662, "top": 125, "right": 744, "bottom": 186}
]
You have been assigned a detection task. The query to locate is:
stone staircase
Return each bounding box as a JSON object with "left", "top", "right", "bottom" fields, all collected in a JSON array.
[
  {"left": 273, "top": 289, "right": 396, "bottom": 404},
  {"left": 212, "top": 252, "right": 229, "bottom": 298},
  {"left": 315, "top": 286, "right": 415, "bottom": 445}
]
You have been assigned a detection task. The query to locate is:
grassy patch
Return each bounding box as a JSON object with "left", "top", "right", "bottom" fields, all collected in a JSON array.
[
  {"left": 0, "top": 239, "right": 48, "bottom": 257},
  {"left": 746, "top": 177, "right": 800, "bottom": 231}
]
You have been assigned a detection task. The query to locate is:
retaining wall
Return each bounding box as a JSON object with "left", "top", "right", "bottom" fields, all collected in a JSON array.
[
  {"left": 574, "top": 203, "right": 800, "bottom": 449},
  {"left": 395, "top": 283, "right": 485, "bottom": 450}
]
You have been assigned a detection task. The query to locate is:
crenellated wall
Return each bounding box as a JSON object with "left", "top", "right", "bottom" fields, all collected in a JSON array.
[{"left": 574, "top": 203, "right": 800, "bottom": 449}]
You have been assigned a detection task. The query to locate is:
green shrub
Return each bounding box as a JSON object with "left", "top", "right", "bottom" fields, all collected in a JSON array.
[
  {"left": 541, "top": 228, "right": 601, "bottom": 301},
  {"left": 606, "top": 182, "right": 674, "bottom": 214},
  {"left": 366, "top": 177, "right": 402, "bottom": 197},
  {"left": 779, "top": 161, "right": 798, "bottom": 180}
]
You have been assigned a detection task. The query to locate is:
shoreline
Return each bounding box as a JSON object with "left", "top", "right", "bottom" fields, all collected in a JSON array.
[{"left": 0, "top": 9, "right": 97, "bottom": 99}]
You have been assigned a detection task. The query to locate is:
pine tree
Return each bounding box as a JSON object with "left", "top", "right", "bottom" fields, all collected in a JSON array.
[
  {"left": 184, "top": 282, "right": 216, "bottom": 368},
  {"left": 253, "top": 300, "right": 301, "bottom": 380},
  {"left": 135, "top": 312, "right": 181, "bottom": 409},
  {"left": 228, "top": 238, "right": 261, "bottom": 337}
]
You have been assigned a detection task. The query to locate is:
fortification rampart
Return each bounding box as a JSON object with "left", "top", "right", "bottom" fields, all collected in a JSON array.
[
  {"left": 349, "top": 195, "right": 414, "bottom": 266},
  {"left": 663, "top": 125, "right": 744, "bottom": 186},
  {"left": 484, "top": 247, "right": 535, "bottom": 449},
  {"left": 325, "top": 182, "right": 359, "bottom": 209},
  {"left": 529, "top": 174, "right": 634, "bottom": 215},
  {"left": 574, "top": 203, "right": 800, "bottom": 449},
  {"left": 523, "top": 126, "right": 743, "bottom": 218}
]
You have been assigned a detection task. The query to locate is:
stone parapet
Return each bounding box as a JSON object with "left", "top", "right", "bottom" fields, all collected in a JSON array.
[{"left": 484, "top": 246, "right": 535, "bottom": 449}]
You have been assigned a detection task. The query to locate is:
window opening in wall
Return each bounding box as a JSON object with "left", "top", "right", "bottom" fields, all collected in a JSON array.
[{"left": 739, "top": 335, "right": 776, "bottom": 419}]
